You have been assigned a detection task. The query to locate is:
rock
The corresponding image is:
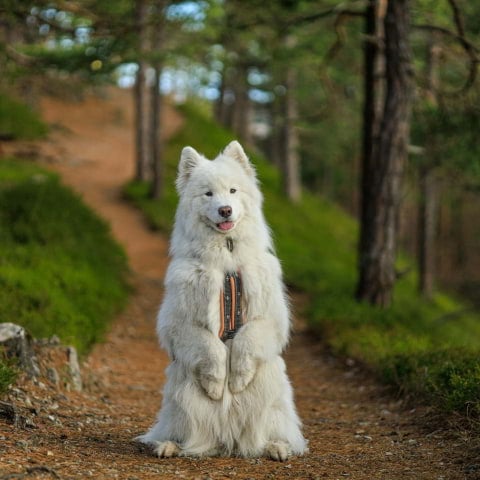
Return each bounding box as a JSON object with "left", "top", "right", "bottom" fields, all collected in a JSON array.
[
  {"left": 15, "top": 439, "right": 30, "bottom": 450},
  {"left": 0, "top": 323, "right": 40, "bottom": 377},
  {"left": 46, "top": 367, "right": 60, "bottom": 387},
  {"left": 0, "top": 400, "right": 36, "bottom": 429},
  {"left": 67, "top": 346, "right": 82, "bottom": 392},
  {"left": 0, "top": 400, "right": 17, "bottom": 422},
  {"left": 26, "top": 466, "right": 60, "bottom": 478}
]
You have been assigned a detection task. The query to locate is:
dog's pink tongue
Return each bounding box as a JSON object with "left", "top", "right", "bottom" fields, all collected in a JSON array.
[{"left": 218, "top": 221, "right": 234, "bottom": 231}]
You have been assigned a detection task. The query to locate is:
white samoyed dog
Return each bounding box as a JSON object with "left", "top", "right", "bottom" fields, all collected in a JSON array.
[{"left": 137, "top": 141, "right": 307, "bottom": 461}]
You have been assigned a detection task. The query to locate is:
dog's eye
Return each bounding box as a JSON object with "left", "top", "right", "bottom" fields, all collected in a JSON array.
[
  {"left": 230, "top": 188, "right": 237, "bottom": 194},
  {"left": 205, "top": 191, "right": 213, "bottom": 197}
]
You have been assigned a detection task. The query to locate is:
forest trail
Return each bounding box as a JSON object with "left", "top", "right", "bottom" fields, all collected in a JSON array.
[{"left": 0, "top": 89, "right": 474, "bottom": 480}]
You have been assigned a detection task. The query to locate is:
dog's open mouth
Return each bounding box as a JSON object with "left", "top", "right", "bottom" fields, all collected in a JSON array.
[{"left": 217, "top": 221, "right": 235, "bottom": 231}]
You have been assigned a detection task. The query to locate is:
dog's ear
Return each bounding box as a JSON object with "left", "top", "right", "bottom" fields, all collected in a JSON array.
[
  {"left": 177, "top": 146, "right": 202, "bottom": 193},
  {"left": 223, "top": 141, "right": 256, "bottom": 178}
]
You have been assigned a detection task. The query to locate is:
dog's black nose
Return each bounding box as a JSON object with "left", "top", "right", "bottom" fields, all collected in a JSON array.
[{"left": 218, "top": 206, "right": 232, "bottom": 218}]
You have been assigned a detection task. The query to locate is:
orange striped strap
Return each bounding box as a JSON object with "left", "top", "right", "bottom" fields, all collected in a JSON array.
[{"left": 219, "top": 272, "right": 243, "bottom": 341}]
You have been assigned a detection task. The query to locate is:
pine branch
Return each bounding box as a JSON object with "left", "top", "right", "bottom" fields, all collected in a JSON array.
[
  {"left": 447, "top": 0, "right": 465, "bottom": 37},
  {"left": 31, "top": 14, "right": 77, "bottom": 34},
  {"left": 288, "top": 3, "right": 366, "bottom": 28},
  {"left": 4, "top": 44, "right": 38, "bottom": 67},
  {"left": 324, "top": 10, "right": 361, "bottom": 61},
  {"left": 447, "top": 0, "right": 478, "bottom": 94},
  {"left": 414, "top": 23, "right": 480, "bottom": 54},
  {"left": 414, "top": 1, "right": 479, "bottom": 96}
]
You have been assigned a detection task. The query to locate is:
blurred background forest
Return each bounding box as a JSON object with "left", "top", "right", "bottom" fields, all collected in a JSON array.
[
  {"left": 1, "top": 0, "right": 480, "bottom": 421},
  {"left": 2, "top": 0, "right": 480, "bottom": 304}
]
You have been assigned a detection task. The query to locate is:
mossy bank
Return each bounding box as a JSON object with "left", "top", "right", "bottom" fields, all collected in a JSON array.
[{"left": 0, "top": 158, "right": 129, "bottom": 393}]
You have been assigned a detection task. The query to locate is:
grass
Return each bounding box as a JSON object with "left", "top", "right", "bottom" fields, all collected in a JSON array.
[
  {"left": 125, "top": 102, "right": 480, "bottom": 422},
  {"left": 0, "top": 93, "right": 48, "bottom": 140},
  {"left": 0, "top": 157, "right": 129, "bottom": 394},
  {"left": 0, "top": 94, "right": 48, "bottom": 393},
  {"left": 0, "top": 355, "right": 17, "bottom": 394}
]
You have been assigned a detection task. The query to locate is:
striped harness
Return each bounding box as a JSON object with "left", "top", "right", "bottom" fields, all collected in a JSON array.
[{"left": 219, "top": 272, "right": 243, "bottom": 342}]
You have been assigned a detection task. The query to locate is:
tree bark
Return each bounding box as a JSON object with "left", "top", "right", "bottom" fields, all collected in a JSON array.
[
  {"left": 149, "top": 0, "right": 165, "bottom": 199},
  {"left": 215, "top": 66, "right": 228, "bottom": 126},
  {"left": 452, "top": 193, "right": 466, "bottom": 267},
  {"left": 218, "top": 66, "right": 236, "bottom": 130},
  {"left": 357, "top": 0, "right": 385, "bottom": 293},
  {"left": 417, "top": 34, "right": 440, "bottom": 299},
  {"left": 269, "top": 92, "right": 285, "bottom": 170},
  {"left": 418, "top": 165, "right": 437, "bottom": 298},
  {"left": 149, "top": 64, "right": 164, "bottom": 199},
  {"left": 282, "top": 67, "right": 301, "bottom": 203},
  {"left": 222, "top": 87, "right": 235, "bottom": 130},
  {"left": 356, "top": 0, "right": 413, "bottom": 307},
  {"left": 133, "top": 0, "right": 149, "bottom": 182},
  {"left": 232, "top": 63, "right": 251, "bottom": 145}
]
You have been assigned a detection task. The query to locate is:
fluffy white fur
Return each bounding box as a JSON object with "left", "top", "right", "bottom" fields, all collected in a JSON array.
[{"left": 137, "top": 141, "right": 307, "bottom": 460}]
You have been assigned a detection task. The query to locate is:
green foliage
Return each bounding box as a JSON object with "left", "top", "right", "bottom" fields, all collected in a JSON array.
[
  {"left": 124, "top": 177, "right": 178, "bottom": 234},
  {"left": 0, "top": 158, "right": 129, "bottom": 357},
  {"left": 0, "top": 354, "right": 17, "bottom": 395},
  {"left": 295, "top": 13, "right": 363, "bottom": 204},
  {"left": 412, "top": 98, "right": 480, "bottom": 179},
  {"left": 125, "top": 103, "right": 480, "bottom": 421},
  {"left": 383, "top": 349, "right": 480, "bottom": 418},
  {"left": 0, "top": 93, "right": 47, "bottom": 140},
  {"left": 23, "top": 39, "right": 126, "bottom": 82}
]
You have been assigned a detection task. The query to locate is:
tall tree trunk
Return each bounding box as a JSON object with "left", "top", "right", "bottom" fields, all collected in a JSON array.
[
  {"left": 452, "top": 193, "right": 466, "bottom": 267},
  {"left": 223, "top": 87, "right": 235, "bottom": 131},
  {"left": 418, "top": 166, "right": 437, "bottom": 298},
  {"left": 357, "top": 0, "right": 386, "bottom": 295},
  {"left": 283, "top": 67, "right": 301, "bottom": 202},
  {"left": 150, "top": 0, "right": 165, "bottom": 199},
  {"left": 215, "top": 75, "right": 224, "bottom": 124},
  {"left": 356, "top": 0, "right": 413, "bottom": 307},
  {"left": 232, "top": 64, "right": 251, "bottom": 144},
  {"left": 418, "top": 34, "right": 440, "bottom": 299},
  {"left": 269, "top": 93, "right": 284, "bottom": 170},
  {"left": 219, "top": 66, "right": 235, "bottom": 130},
  {"left": 133, "top": 0, "right": 149, "bottom": 182},
  {"left": 149, "top": 64, "right": 164, "bottom": 199},
  {"left": 215, "top": 67, "right": 227, "bottom": 125}
]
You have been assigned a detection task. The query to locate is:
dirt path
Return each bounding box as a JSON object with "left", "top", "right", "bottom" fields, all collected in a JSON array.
[{"left": 0, "top": 89, "right": 475, "bottom": 480}]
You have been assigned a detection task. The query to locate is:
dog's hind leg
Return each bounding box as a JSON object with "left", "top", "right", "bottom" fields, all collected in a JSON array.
[
  {"left": 153, "top": 440, "right": 181, "bottom": 458},
  {"left": 261, "top": 368, "right": 308, "bottom": 459},
  {"left": 264, "top": 440, "right": 290, "bottom": 462}
]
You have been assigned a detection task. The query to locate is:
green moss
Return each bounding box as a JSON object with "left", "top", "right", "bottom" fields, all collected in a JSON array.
[
  {"left": 0, "top": 95, "right": 47, "bottom": 140},
  {"left": 0, "top": 356, "right": 17, "bottom": 395},
  {"left": 0, "top": 158, "right": 129, "bottom": 358},
  {"left": 382, "top": 349, "right": 480, "bottom": 417},
  {"left": 124, "top": 102, "right": 480, "bottom": 421}
]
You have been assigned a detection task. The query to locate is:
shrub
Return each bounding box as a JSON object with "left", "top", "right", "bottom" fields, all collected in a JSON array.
[
  {"left": 0, "top": 94, "right": 47, "bottom": 140},
  {"left": 0, "top": 355, "right": 17, "bottom": 395}
]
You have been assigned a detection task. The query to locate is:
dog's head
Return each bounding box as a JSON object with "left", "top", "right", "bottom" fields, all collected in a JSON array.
[{"left": 176, "top": 141, "right": 261, "bottom": 235}]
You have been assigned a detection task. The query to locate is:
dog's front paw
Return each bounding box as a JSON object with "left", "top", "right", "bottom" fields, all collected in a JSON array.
[
  {"left": 153, "top": 440, "right": 180, "bottom": 458},
  {"left": 197, "top": 346, "right": 227, "bottom": 400},
  {"left": 229, "top": 352, "right": 256, "bottom": 393},
  {"left": 229, "top": 368, "right": 255, "bottom": 393},
  {"left": 199, "top": 373, "right": 225, "bottom": 400},
  {"left": 265, "top": 441, "right": 290, "bottom": 462}
]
